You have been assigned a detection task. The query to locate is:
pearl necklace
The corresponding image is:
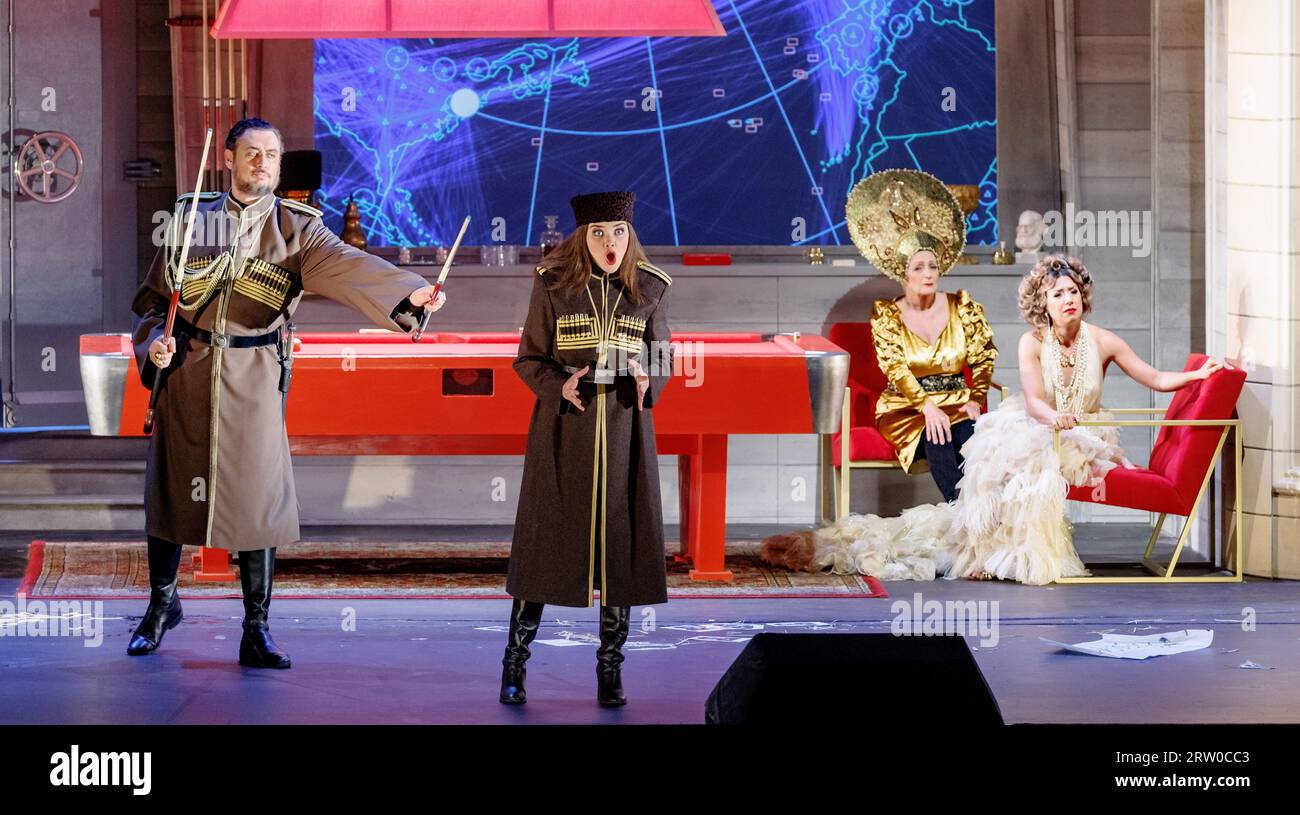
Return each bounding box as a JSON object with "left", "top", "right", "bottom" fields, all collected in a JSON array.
[{"left": 1048, "top": 323, "right": 1089, "bottom": 417}]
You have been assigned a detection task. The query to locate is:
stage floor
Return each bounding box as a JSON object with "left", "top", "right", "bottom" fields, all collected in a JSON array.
[{"left": 1, "top": 527, "right": 1297, "bottom": 725}]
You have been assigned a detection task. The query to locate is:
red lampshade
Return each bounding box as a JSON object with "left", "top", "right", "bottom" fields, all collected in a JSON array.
[{"left": 210, "top": 0, "right": 727, "bottom": 39}]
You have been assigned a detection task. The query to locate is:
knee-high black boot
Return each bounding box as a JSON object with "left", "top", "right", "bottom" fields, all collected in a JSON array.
[
  {"left": 597, "top": 605, "right": 631, "bottom": 707},
  {"left": 237, "top": 547, "right": 291, "bottom": 669},
  {"left": 499, "top": 598, "right": 544, "bottom": 704},
  {"left": 127, "top": 536, "right": 184, "bottom": 655}
]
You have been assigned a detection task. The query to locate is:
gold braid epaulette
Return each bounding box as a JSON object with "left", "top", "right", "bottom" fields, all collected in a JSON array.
[{"left": 636, "top": 260, "right": 671, "bottom": 285}]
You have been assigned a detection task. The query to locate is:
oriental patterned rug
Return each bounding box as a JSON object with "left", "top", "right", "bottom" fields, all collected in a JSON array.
[{"left": 19, "top": 539, "right": 887, "bottom": 600}]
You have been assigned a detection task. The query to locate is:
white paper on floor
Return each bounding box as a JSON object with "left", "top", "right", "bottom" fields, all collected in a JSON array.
[
  {"left": 534, "top": 638, "right": 592, "bottom": 647},
  {"left": 679, "top": 635, "right": 753, "bottom": 644},
  {"left": 662, "top": 623, "right": 763, "bottom": 632},
  {"left": 1040, "top": 628, "right": 1213, "bottom": 660},
  {"left": 763, "top": 621, "right": 842, "bottom": 630},
  {"left": 533, "top": 637, "right": 679, "bottom": 650}
]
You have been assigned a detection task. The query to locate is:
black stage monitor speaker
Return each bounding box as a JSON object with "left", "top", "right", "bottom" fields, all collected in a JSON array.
[{"left": 705, "top": 633, "right": 1003, "bottom": 725}]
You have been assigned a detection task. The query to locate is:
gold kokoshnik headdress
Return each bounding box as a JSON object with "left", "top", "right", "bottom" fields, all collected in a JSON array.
[{"left": 845, "top": 168, "right": 966, "bottom": 282}]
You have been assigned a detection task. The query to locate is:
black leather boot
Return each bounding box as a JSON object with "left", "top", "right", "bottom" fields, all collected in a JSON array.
[
  {"left": 597, "top": 605, "right": 631, "bottom": 707},
  {"left": 499, "top": 598, "right": 544, "bottom": 704},
  {"left": 237, "top": 547, "right": 291, "bottom": 669},
  {"left": 127, "top": 536, "right": 184, "bottom": 655}
]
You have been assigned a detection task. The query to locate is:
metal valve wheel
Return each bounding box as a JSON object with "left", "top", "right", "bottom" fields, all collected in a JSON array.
[{"left": 13, "top": 131, "right": 84, "bottom": 203}]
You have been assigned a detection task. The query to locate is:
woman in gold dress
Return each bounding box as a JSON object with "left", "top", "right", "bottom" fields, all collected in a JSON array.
[{"left": 852, "top": 170, "right": 997, "bottom": 502}]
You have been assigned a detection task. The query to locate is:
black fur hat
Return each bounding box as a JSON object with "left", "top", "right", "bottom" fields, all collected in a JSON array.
[{"left": 570, "top": 191, "right": 635, "bottom": 227}]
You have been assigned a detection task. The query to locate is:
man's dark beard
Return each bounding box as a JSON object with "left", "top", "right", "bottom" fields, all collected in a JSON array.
[{"left": 236, "top": 174, "right": 276, "bottom": 198}]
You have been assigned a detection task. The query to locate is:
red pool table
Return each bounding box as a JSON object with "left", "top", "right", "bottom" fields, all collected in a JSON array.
[{"left": 80, "top": 330, "right": 848, "bottom": 582}]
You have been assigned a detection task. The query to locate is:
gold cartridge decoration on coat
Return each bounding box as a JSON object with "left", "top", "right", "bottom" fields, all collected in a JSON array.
[
  {"left": 610, "top": 314, "right": 647, "bottom": 354},
  {"left": 233, "top": 256, "right": 294, "bottom": 311},
  {"left": 556, "top": 313, "right": 602, "bottom": 350}
]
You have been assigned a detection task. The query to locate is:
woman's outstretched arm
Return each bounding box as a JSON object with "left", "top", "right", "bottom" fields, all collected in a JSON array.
[{"left": 1095, "top": 326, "right": 1227, "bottom": 391}]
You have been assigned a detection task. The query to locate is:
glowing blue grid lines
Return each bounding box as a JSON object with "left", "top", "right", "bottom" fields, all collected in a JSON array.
[
  {"left": 646, "top": 38, "right": 680, "bottom": 245},
  {"left": 311, "top": 0, "right": 997, "bottom": 247},
  {"left": 728, "top": 0, "right": 840, "bottom": 245},
  {"left": 525, "top": 52, "right": 558, "bottom": 245}
]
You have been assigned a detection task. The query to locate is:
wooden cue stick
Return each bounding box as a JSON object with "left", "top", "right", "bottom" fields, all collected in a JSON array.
[
  {"left": 226, "top": 36, "right": 233, "bottom": 137},
  {"left": 213, "top": 18, "right": 223, "bottom": 190},
  {"left": 143, "top": 127, "right": 215, "bottom": 435},
  {"left": 201, "top": 0, "right": 211, "bottom": 190}
]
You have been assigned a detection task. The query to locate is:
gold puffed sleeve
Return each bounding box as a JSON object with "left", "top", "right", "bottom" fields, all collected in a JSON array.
[
  {"left": 956, "top": 289, "right": 998, "bottom": 402},
  {"left": 870, "top": 299, "right": 929, "bottom": 407}
]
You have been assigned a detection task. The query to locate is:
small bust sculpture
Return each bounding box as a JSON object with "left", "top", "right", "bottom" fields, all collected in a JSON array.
[{"left": 1014, "top": 209, "right": 1044, "bottom": 263}]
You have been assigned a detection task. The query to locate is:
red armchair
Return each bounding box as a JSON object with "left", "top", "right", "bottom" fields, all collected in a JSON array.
[
  {"left": 823, "top": 321, "right": 1001, "bottom": 520},
  {"left": 1056, "top": 354, "right": 1246, "bottom": 583}
]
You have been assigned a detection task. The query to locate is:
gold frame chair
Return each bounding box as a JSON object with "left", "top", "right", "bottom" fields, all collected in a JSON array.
[{"left": 1052, "top": 409, "right": 1244, "bottom": 584}]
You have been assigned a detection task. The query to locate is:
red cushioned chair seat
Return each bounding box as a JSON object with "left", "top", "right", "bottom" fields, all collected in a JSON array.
[
  {"left": 1068, "top": 353, "right": 1246, "bottom": 517},
  {"left": 831, "top": 426, "right": 899, "bottom": 467},
  {"left": 1065, "top": 467, "right": 1183, "bottom": 514}
]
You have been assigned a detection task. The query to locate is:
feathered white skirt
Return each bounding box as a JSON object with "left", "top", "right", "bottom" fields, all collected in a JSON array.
[{"left": 810, "top": 396, "right": 1126, "bottom": 586}]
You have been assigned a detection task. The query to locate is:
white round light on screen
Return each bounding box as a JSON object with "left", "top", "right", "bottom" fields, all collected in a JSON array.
[{"left": 450, "top": 88, "right": 481, "bottom": 118}]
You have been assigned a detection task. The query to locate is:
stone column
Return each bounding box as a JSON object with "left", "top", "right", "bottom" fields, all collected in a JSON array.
[{"left": 1207, "top": 0, "right": 1300, "bottom": 577}]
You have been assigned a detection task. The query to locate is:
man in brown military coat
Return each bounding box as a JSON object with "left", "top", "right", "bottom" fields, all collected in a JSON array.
[
  {"left": 502, "top": 191, "right": 674, "bottom": 706},
  {"left": 127, "top": 118, "right": 446, "bottom": 668}
]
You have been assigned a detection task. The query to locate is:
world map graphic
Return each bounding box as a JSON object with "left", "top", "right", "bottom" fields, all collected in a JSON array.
[{"left": 312, "top": 0, "right": 996, "bottom": 247}]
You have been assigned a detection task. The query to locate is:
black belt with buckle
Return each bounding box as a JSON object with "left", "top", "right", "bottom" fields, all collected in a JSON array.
[
  {"left": 917, "top": 373, "right": 966, "bottom": 393},
  {"left": 176, "top": 316, "right": 279, "bottom": 349},
  {"left": 889, "top": 372, "right": 967, "bottom": 394},
  {"left": 563, "top": 363, "right": 625, "bottom": 385}
]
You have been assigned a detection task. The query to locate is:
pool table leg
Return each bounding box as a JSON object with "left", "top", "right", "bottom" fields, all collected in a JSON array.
[
  {"left": 674, "top": 453, "right": 697, "bottom": 563},
  {"left": 192, "top": 546, "right": 236, "bottom": 582},
  {"left": 688, "top": 433, "right": 734, "bottom": 582}
]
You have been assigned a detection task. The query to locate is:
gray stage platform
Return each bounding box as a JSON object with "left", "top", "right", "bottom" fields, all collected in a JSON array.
[{"left": 1, "top": 527, "right": 1296, "bottom": 725}]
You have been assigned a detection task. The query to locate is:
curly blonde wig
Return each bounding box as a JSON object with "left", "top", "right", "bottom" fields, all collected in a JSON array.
[{"left": 1017, "top": 254, "right": 1093, "bottom": 332}]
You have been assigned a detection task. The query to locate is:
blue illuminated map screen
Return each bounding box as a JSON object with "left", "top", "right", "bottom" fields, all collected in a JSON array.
[{"left": 312, "top": 0, "right": 996, "bottom": 247}]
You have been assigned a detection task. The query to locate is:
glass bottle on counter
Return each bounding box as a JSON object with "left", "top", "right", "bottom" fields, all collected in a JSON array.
[{"left": 539, "top": 215, "right": 564, "bottom": 257}]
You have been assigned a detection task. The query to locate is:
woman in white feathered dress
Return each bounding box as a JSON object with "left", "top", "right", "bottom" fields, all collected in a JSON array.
[{"left": 774, "top": 256, "right": 1229, "bottom": 585}]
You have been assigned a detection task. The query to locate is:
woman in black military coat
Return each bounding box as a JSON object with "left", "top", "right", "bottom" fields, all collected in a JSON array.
[{"left": 502, "top": 191, "right": 674, "bottom": 707}]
